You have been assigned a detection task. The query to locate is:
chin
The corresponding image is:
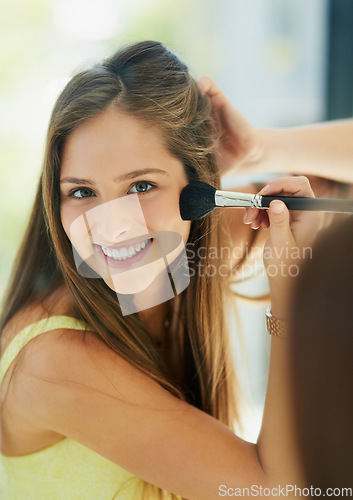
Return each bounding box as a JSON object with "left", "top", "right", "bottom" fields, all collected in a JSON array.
[{"left": 105, "top": 259, "right": 167, "bottom": 295}]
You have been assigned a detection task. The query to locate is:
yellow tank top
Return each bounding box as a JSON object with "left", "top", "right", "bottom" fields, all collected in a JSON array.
[{"left": 0, "top": 316, "right": 178, "bottom": 499}]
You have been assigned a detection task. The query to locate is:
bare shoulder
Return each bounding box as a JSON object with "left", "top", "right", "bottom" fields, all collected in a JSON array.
[
  {"left": 0, "top": 286, "right": 90, "bottom": 456},
  {"left": 2, "top": 307, "right": 264, "bottom": 497},
  {"left": 17, "top": 323, "right": 169, "bottom": 423},
  {"left": 1, "top": 312, "right": 144, "bottom": 454},
  {"left": 15, "top": 324, "right": 263, "bottom": 498},
  {"left": 1, "top": 284, "right": 75, "bottom": 353},
  {"left": 1, "top": 282, "right": 168, "bottom": 431}
]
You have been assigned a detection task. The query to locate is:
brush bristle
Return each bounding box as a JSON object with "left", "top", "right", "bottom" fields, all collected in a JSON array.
[{"left": 179, "top": 181, "right": 217, "bottom": 220}]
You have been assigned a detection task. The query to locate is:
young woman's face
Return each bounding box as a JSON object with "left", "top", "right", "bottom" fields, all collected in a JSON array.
[{"left": 60, "top": 105, "right": 191, "bottom": 296}]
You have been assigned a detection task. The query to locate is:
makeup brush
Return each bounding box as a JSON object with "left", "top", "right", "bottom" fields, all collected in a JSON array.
[{"left": 179, "top": 181, "right": 353, "bottom": 221}]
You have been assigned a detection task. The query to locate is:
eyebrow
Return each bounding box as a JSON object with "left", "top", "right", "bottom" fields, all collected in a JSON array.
[{"left": 60, "top": 168, "right": 168, "bottom": 185}]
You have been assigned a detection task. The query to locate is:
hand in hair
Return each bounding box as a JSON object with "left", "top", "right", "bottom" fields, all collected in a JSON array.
[
  {"left": 198, "top": 76, "right": 261, "bottom": 175},
  {"left": 200, "top": 76, "right": 353, "bottom": 187}
]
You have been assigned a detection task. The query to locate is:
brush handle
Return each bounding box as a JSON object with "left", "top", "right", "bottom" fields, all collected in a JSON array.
[{"left": 261, "top": 195, "right": 353, "bottom": 214}]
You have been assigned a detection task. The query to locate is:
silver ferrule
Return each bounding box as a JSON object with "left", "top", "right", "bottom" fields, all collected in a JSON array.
[{"left": 215, "top": 190, "right": 263, "bottom": 209}]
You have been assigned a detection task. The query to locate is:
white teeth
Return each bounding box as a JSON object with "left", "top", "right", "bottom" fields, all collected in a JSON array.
[
  {"left": 101, "top": 238, "right": 150, "bottom": 261},
  {"left": 120, "top": 248, "right": 128, "bottom": 259},
  {"left": 112, "top": 249, "right": 120, "bottom": 260}
]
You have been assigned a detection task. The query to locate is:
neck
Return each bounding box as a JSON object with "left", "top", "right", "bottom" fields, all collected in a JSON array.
[{"left": 139, "top": 301, "right": 170, "bottom": 345}]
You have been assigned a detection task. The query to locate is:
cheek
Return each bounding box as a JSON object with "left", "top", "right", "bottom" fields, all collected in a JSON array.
[
  {"left": 60, "top": 206, "right": 71, "bottom": 240},
  {"left": 60, "top": 206, "right": 91, "bottom": 254},
  {"left": 142, "top": 191, "right": 190, "bottom": 241},
  {"left": 142, "top": 196, "right": 171, "bottom": 224}
]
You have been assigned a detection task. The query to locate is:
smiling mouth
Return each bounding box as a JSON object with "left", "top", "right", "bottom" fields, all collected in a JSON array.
[{"left": 98, "top": 238, "right": 152, "bottom": 261}]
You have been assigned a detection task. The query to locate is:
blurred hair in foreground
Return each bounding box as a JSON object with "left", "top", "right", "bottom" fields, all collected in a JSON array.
[{"left": 290, "top": 215, "right": 353, "bottom": 490}]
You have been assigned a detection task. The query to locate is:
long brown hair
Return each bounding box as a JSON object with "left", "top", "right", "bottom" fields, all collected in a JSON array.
[
  {"left": 289, "top": 215, "right": 353, "bottom": 490},
  {"left": 1, "top": 41, "right": 239, "bottom": 498}
]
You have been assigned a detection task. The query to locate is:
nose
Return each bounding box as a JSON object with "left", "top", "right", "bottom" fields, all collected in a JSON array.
[
  {"left": 98, "top": 211, "right": 131, "bottom": 243},
  {"left": 87, "top": 199, "right": 131, "bottom": 243},
  {"left": 84, "top": 195, "right": 149, "bottom": 245}
]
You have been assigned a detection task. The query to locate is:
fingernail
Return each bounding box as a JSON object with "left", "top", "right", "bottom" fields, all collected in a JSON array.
[
  {"left": 271, "top": 201, "right": 284, "bottom": 213},
  {"left": 243, "top": 210, "right": 249, "bottom": 222},
  {"left": 259, "top": 184, "right": 270, "bottom": 195}
]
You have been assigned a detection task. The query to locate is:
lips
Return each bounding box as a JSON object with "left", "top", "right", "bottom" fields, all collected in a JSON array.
[{"left": 100, "top": 237, "right": 150, "bottom": 261}]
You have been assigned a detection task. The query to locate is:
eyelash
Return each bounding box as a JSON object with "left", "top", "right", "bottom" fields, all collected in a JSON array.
[{"left": 67, "top": 181, "right": 156, "bottom": 199}]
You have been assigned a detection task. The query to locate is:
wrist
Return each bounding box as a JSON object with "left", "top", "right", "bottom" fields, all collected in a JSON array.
[
  {"left": 265, "top": 306, "right": 290, "bottom": 338},
  {"left": 268, "top": 283, "right": 292, "bottom": 320},
  {"left": 243, "top": 128, "right": 266, "bottom": 165},
  {"left": 236, "top": 128, "right": 293, "bottom": 176}
]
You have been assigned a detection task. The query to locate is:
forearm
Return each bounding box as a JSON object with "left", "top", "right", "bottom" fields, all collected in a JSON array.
[
  {"left": 253, "top": 177, "right": 319, "bottom": 488},
  {"left": 256, "top": 284, "right": 301, "bottom": 484},
  {"left": 256, "top": 335, "right": 304, "bottom": 488},
  {"left": 236, "top": 119, "right": 353, "bottom": 184}
]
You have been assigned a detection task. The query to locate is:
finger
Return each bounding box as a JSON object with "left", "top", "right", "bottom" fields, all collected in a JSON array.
[
  {"left": 262, "top": 176, "right": 315, "bottom": 198},
  {"left": 261, "top": 217, "right": 270, "bottom": 229},
  {"left": 197, "top": 75, "right": 214, "bottom": 96},
  {"left": 243, "top": 183, "right": 272, "bottom": 225},
  {"left": 198, "top": 76, "right": 252, "bottom": 137},
  {"left": 243, "top": 207, "right": 260, "bottom": 224},
  {"left": 262, "top": 176, "right": 316, "bottom": 231},
  {"left": 197, "top": 76, "right": 223, "bottom": 99},
  {"left": 267, "top": 201, "right": 292, "bottom": 247},
  {"left": 251, "top": 210, "right": 268, "bottom": 230},
  {"left": 197, "top": 76, "right": 228, "bottom": 111},
  {"left": 244, "top": 181, "right": 273, "bottom": 225}
]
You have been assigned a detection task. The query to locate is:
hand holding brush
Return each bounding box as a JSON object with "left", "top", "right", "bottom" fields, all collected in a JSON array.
[{"left": 179, "top": 176, "right": 353, "bottom": 221}]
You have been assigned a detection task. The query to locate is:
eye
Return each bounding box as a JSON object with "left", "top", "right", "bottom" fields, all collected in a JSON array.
[
  {"left": 128, "top": 181, "right": 154, "bottom": 194},
  {"left": 69, "top": 188, "right": 95, "bottom": 199}
]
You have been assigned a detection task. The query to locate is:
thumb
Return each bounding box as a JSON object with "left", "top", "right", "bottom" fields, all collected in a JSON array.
[
  {"left": 197, "top": 75, "right": 210, "bottom": 96},
  {"left": 267, "top": 201, "right": 292, "bottom": 247}
]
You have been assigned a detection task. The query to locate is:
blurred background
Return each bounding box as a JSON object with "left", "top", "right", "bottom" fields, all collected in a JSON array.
[{"left": 1, "top": 0, "right": 352, "bottom": 441}]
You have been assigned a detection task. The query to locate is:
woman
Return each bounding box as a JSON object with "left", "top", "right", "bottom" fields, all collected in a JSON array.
[
  {"left": 289, "top": 215, "right": 353, "bottom": 492},
  {"left": 0, "top": 40, "right": 323, "bottom": 499}
]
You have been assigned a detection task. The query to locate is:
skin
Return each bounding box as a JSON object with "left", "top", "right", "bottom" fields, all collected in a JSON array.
[
  {"left": 198, "top": 76, "right": 353, "bottom": 185},
  {"left": 60, "top": 104, "right": 191, "bottom": 326},
  {"left": 1, "top": 84, "right": 324, "bottom": 498},
  {"left": 1, "top": 175, "right": 314, "bottom": 499}
]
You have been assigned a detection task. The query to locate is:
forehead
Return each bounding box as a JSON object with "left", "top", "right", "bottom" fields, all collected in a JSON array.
[{"left": 61, "top": 106, "right": 175, "bottom": 177}]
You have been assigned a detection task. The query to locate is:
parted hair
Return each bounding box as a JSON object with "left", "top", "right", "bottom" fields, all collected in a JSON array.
[{"left": 1, "top": 41, "right": 240, "bottom": 500}]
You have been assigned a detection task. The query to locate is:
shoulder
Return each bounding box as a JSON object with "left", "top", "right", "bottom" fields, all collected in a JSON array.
[
  {"left": 12, "top": 322, "right": 112, "bottom": 403},
  {"left": 18, "top": 329, "right": 265, "bottom": 498},
  {"left": 1, "top": 284, "right": 75, "bottom": 353},
  {"left": 0, "top": 283, "right": 87, "bottom": 418},
  {"left": 2, "top": 298, "right": 265, "bottom": 496},
  {"left": 10, "top": 312, "right": 162, "bottom": 432},
  {"left": 1, "top": 283, "right": 161, "bottom": 426}
]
